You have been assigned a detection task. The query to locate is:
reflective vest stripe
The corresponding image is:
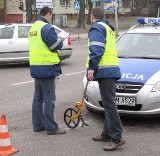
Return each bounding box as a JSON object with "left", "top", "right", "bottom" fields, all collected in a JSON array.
[
  {"left": 98, "top": 65, "right": 118, "bottom": 69},
  {"left": 49, "top": 38, "right": 62, "bottom": 50},
  {"left": 89, "top": 41, "right": 105, "bottom": 47}
]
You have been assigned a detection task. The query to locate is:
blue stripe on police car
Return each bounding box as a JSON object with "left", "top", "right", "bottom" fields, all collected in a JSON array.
[{"left": 119, "top": 58, "right": 160, "bottom": 83}]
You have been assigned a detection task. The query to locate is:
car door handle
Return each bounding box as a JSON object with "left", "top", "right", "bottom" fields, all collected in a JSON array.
[{"left": 8, "top": 41, "right": 14, "bottom": 44}]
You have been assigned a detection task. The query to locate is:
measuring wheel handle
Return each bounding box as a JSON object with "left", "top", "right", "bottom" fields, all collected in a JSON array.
[
  {"left": 64, "top": 108, "right": 80, "bottom": 129},
  {"left": 75, "top": 102, "right": 81, "bottom": 110}
]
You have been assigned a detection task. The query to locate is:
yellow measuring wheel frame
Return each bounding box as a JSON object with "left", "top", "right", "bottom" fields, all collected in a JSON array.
[{"left": 64, "top": 81, "right": 89, "bottom": 129}]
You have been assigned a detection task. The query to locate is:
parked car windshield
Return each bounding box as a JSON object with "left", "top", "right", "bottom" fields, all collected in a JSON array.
[{"left": 117, "top": 33, "right": 160, "bottom": 59}]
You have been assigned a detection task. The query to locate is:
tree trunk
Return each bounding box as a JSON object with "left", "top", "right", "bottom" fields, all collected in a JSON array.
[
  {"left": 86, "top": 0, "right": 93, "bottom": 25},
  {"left": 26, "top": 0, "right": 35, "bottom": 22},
  {"left": 77, "top": 0, "right": 85, "bottom": 28}
]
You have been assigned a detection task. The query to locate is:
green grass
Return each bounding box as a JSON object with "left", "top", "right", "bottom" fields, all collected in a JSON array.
[{"left": 61, "top": 16, "right": 138, "bottom": 34}]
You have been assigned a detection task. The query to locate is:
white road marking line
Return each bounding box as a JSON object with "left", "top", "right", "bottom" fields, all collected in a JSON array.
[
  {"left": 12, "top": 80, "right": 34, "bottom": 86},
  {"left": 11, "top": 71, "right": 86, "bottom": 86},
  {"left": 65, "top": 71, "right": 85, "bottom": 76}
]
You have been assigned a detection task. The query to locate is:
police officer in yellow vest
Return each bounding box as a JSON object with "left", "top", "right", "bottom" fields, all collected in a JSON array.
[
  {"left": 86, "top": 7, "right": 125, "bottom": 151},
  {"left": 28, "top": 6, "right": 66, "bottom": 135}
]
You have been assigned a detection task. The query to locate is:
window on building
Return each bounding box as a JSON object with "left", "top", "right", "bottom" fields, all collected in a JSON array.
[
  {"left": 122, "top": 0, "right": 130, "bottom": 8},
  {"left": 60, "top": 0, "right": 69, "bottom": 6},
  {"left": 0, "top": 0, "right": 4, "bottom": 9}
]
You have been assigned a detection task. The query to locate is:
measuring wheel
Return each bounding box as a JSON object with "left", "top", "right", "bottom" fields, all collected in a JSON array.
[{"left": 64, "top": 108, "right": 80, "bottom": 129}]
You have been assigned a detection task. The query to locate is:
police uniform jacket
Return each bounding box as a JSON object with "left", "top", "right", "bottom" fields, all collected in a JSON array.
[
  {"left": 29, "top": 16, "right": 63, "bottom": 78},
  {"left": 87, "top": 19, "right": 121, "bottom": 80}
]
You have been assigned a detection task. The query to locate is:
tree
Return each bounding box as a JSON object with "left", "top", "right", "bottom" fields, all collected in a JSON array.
[
  {"left": 23, "top": 0, "right": 38, "bottom": 23},
  {"left": 26, "top": 0, "right": 34, "bottom": 22},
  {"left": 121, "top": 0, "right": 156, "bottom": 16},
  {"left": 86, "top": 0, "right": 93, "bottom": 25},
  {"left": 77, "top": 0, "right": 86, "bottom": 28}
]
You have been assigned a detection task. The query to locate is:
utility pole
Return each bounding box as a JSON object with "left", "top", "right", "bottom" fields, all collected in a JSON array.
[
  {"left": 22, "top": 0, "right": 26, "bottom": 23},
  {"left": 157, "top": 0, "right": 160, "bottom": 17},
  {"left": 115, "top": 0, "right": 119, "bottom": 37},
  {"left": 100, "top": 0, "right": 104, "bottom": 10}
]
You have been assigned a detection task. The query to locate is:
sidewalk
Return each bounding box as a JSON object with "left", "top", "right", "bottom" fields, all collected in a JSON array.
[
  {"left": 71, "top": 31, "right": 125, "bottom": 41},
  {"left": 71, "top": 33, "right": 88, "bottom": 41}
]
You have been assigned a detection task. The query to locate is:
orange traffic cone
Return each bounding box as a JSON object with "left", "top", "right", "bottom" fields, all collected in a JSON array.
[{"left": 0, "top": 115, "right": 18, "bottom": 156}]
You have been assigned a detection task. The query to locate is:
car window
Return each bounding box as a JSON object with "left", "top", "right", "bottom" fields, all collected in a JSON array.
[
  {"left": 117, "top": 33, "right": 160, "bottom": 58},
  {"left": 0, "top": 26, "right": 15, "bottom": 39},
  {"left": 18, "top": 26, "right": 32, "bottom": 38}
]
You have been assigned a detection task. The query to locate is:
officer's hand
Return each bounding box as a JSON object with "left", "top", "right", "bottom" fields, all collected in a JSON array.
[{"left": 87, "top": 70, "right": 94, "bottom": 81}]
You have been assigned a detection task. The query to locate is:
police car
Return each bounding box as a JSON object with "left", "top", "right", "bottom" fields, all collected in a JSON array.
[{"left": 83, "top": 17, "right": 160, "bottom": 116}]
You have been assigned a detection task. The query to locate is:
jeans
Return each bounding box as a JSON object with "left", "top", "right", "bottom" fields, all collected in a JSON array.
[
  {"left": 98, "top": 78, "right": 122, "bottom": 141},
  {"left": 32, "top": 77, "right": 58, "bottom": 134}
]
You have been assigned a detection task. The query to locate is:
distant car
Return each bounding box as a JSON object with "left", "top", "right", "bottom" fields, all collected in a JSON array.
[
  {"left": 83, "top": 17, "right": 160, "bottom": 116},
  {"left": 0, "top": 23, "right": 72, "bottom": 64}
]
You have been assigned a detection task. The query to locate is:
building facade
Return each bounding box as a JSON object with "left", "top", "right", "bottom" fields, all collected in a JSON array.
[
  {"left": 0, "top": 0, "right": 5, "bottom": 22},
  {"left": 0, "top": 0, "right": 127, "bottom": 23},
  {"left": 0, "top": 0, "right": 91, "bottom": 23}
]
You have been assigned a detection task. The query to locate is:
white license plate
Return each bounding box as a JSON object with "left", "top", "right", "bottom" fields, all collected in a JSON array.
[{"left": 116, "top": 97, "right": 136, "bottom": 106}]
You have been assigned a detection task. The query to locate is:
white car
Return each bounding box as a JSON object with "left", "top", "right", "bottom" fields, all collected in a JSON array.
[
  {"left": 0, "top": 23, "right": 72, "bottom": 64},
  {"left": 83, "top": 17, "right": 160, "bottom": 116}
]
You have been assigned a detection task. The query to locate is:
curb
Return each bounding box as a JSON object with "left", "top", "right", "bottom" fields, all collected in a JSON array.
[
  {"left": 70, "top": 31, "right": 125, "bottom": 41},
  {"left": 70, "top": 33, "right": 88, "bottom": 41}
]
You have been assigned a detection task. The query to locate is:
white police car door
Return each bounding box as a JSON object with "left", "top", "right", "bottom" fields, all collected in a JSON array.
[{"left": 0, "top": 26, "right": 16, "bottom": 52}]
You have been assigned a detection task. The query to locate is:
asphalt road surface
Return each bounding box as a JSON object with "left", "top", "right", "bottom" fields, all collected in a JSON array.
[{"left": 0, "top": 39, "right": 160, "bottom": 156}]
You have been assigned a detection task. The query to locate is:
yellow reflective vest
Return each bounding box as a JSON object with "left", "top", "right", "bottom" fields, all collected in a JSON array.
[
  {"left": 86, "top": 22, "right": 119, "bottom": 68},
  {"left": 28, "top": 21, "right": 60, "bottom": 65}
]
